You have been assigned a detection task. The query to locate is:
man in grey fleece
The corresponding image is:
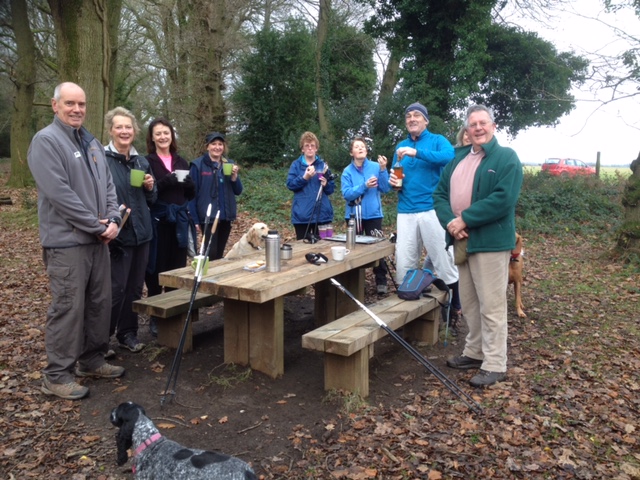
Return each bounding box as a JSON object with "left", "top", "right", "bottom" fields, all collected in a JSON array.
[{"left": 28, "top": 82, "right": 125, "bottom": 400}]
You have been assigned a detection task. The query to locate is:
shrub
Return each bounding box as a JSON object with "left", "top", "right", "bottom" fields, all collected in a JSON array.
[{"left": 517, "top": 172, "right": 624, "bottom": 235}]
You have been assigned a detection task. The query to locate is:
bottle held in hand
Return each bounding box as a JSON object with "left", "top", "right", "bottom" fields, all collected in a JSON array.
[{"left": 393, "top": 161, "right": 403, "bottom": 191}]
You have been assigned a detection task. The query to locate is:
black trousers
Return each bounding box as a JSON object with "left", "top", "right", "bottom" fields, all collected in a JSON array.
[
  {"left": 201, "top": 220, "right": 232, "bottom": 260},
  {"left": 110, "top": 242, "right": 149, "bottom": 341}
]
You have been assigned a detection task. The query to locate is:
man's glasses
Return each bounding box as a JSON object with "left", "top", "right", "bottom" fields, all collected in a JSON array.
[{"left": 468, "top": 120, "right": 493, "bottom": 129}]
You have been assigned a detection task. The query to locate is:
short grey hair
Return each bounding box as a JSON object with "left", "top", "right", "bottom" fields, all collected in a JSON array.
[
  {"left": 53, "top": 82, "right": 82, "bottom": 101},
  {"left": 104, "top": 106, "right": 141, "bottom": 136},
  {"left": 464, "top": 105, "right": 495, "bottom": 127}
]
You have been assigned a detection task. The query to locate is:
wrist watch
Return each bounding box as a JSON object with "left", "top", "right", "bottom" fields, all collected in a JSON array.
[{"left": 105, "top": 217, "right": 121, "bottom": 227}]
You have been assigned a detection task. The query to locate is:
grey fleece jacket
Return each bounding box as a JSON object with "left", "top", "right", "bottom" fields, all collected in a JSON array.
[{"left": 28, "top": 116, "right": 120, "bottom": 248}]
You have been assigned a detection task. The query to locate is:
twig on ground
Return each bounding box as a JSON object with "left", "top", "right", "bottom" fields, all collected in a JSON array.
[{"left": 237, "top": 421, "right": 262, "bottom": 434}]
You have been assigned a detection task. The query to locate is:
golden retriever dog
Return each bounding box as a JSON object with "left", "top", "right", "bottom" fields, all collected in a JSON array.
[
  {"left": 224, "top": 222, "right": 269, "bottom": 259},
  {"left": 508, "top": 233, "right": 526, "bottom": 318}
]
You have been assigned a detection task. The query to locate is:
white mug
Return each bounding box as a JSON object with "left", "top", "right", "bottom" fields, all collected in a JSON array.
[
  {"left": 331, "top": 246, "right": 350, "bottom": 261},
  {"left": 174, "top": 169, "right": 190, "bottom": 182}
]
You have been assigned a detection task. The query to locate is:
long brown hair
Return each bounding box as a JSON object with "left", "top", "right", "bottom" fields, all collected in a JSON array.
[{"left": 146, "top": 117, "right": 178, "bottom": 154}]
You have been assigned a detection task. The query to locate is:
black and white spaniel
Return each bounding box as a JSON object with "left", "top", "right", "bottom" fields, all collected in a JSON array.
[{"left": 110, "top": 402, "right": 257, "bottom": 479}]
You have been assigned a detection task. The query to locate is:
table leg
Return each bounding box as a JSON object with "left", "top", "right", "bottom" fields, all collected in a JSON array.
[
  {"left": 223, "top": 297, "right": 284, "bottom": 379},
  {"left": 314, "top": 269, "right": 365, "bottom": 325}
]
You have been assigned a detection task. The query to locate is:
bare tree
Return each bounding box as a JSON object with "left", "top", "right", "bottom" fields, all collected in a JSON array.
[
  {"left": 47, "top": 0, "right": 122, "bottom": 139},
  {"left": 7, "top": 0, "right": 36, "bottom": 187}
]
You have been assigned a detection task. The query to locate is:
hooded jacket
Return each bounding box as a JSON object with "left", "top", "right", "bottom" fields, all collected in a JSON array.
[
  {"left": 286, "top": 155, "right": 335, "bottom": 225},
  {"left": 27, "top": 116, "right": 120, "bottom": 248},
  {"left": 433, "top": 136, "right": 523, "bottom": 253},
  {"left": 105, "top": 143, "right": 157, "bottom": 247}
]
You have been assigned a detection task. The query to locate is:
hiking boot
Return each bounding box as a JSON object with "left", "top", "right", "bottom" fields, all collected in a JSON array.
[
  {"left": 446, "top": 355, "right": 483, "bottom": 370},
  {"left": 469, "top": 369, "right": 506, "bottom": 388},
  {"left": 104, "top": 349, "right": 116, "bottom": 360},
  {"left": 76, "top": 362, "right": 125, "bottom": 379},
  {"left": 119, "top": 333, "right": 145, "bottom": 353},
  {"left": 41, "top": 377, "right": 89, "bottom": 400},
  {"left": 149, "top": 318, "right": 158, "bottom": 338},
  {"left": 377, "top": 284, "right": 388, "bottom": 295}
]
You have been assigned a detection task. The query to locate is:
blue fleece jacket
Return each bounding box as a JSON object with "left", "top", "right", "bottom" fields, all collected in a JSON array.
[
  {"left": 341, "top": 159, "right": 390, "bottom": 220},
  {"left": 392, "top": 129, "right": 454, "bottom": 213}
]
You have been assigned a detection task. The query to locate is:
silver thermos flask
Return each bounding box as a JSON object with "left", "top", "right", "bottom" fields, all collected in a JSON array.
[
  {"left": 346, "top": 215, "right": 356, "bottom": 250},
  {"left": 265, "top": 230, "right": 281, "bottom": 272}
]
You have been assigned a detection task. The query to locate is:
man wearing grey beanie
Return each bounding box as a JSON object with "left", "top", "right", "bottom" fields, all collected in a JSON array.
[{"left": 389, "top": 102, "right": 462, "bottom": 326}]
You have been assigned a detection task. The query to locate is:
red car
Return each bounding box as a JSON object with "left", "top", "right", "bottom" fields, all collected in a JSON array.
[{"left": 541, "top": 158, "right": 596, "bottom": 177}]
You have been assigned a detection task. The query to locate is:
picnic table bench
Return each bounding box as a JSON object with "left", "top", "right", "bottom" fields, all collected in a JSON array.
[
  {"left": 302, "top": 290, "right": 446, "bottom": 397},
  {"left": 132, "top": 289, "right": 221, "bottom": 352}
]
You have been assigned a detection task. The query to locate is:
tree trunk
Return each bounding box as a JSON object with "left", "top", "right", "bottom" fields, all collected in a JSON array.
[
  {"left": 48, "top": 0, "right": 121, "bottom": 139},
  {"left": 9, "top": 0, "right": 36, "bottom": 187},
  {"left": 315, "top": 0, "right": 330, "bottom": 140},
  {"left": 378, "top": 47, "right": 402, "bottom": 103},
  {"left": 617, "top": 154, "right": 640, "bottom": 259}
]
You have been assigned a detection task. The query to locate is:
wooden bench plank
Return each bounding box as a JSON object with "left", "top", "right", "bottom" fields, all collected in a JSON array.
[
  {"left": 132, "top": 290, "right": 221, "bottom": 352},
  {"left": 132, "top": 290, "right": 221, "bottom": 318},
  {"left": 302, "top": 291, "right": 446, "bottom": 397}
]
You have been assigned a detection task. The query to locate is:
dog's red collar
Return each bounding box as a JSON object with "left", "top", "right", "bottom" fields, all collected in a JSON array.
[{"left": 134, "top": 433, "right": 162, "bottom": 457}]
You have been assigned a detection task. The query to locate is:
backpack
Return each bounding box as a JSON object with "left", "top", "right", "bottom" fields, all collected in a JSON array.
[{"left": 397, "top": 269, "right": 437, "bottom": 300}]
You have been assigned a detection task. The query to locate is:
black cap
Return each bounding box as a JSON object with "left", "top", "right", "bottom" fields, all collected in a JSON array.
[{"left": 205, "top": 132, "right": 225, "bottom": 144}]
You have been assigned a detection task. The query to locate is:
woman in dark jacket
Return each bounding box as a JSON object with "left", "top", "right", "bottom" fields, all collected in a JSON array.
[
  {"left": 188, "top": 132, "right": 243, "bottom": 260},
  {"left": 104, "top": 107, "right": 157, "bottom": 352},
  {"left": 144, "top": 118, "right": 195, "bottom": 336}
]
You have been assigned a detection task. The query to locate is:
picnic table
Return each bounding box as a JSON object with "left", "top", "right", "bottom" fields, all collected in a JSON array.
[{"left": 159, "top": 238, "right": 394, "bottom": 378}]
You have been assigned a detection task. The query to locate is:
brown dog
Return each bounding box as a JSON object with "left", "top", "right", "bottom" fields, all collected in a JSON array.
[{"left": 508, "top": 233, "right": 526, "bottom": 318}]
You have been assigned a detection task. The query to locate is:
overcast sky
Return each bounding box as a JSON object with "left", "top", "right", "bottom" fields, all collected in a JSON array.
[{"left": 494, "top": 1, "right": 640, "bottom": 166}]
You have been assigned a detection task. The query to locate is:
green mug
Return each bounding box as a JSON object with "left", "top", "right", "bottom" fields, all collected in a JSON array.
[
  {"left": 191, "top": 255, "right": 209, "bottom": 275},
  {"left": 130, "top": 169, "right": 145, "bottom": 187},
  {"left": 222, "top": 162, "right": 233, "bottom": 176}
]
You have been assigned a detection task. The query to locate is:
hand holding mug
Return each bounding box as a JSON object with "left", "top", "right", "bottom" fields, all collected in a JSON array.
[
  {"left": 143, "top": 174, "right": 154, "bottom": 191},
  {"left": 366, "top": 176, "right": 378, "bottom": 188}
]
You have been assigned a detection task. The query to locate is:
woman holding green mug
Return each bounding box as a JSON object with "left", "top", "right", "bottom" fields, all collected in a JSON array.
[
  {"left": 104, "top": 107, "right": 157, "bottom": 353},
  {"left": 188, "top": 132, "right": 243, "bottom": 260}
]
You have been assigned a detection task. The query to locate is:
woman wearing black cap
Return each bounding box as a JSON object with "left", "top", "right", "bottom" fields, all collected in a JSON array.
[{"left": 188, "top": 132, "right": 243, "bottom": 259}]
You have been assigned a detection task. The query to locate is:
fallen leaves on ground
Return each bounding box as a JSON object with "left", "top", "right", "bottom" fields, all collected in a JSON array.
[{"left": 1, "top": 183, "right": 639, "bottom": 479}]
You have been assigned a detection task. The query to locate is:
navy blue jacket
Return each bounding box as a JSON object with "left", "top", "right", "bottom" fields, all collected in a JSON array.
[
  {"left": 286, "top": 155, "right": 335, "bottom": 224},
  {"left": 188, "top": 155, "right": 243, "bottom": 225}
]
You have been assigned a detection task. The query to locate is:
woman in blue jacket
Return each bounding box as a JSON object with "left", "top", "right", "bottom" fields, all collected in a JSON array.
[
  {"left": 189, "top": 132, "right": 243, "bottom": 260},
  {"left": 286, "top": 131, "right": 335, "bottom": 240},
  {"left": 341, "top": 137, "right": 391, "bottom": 293}
]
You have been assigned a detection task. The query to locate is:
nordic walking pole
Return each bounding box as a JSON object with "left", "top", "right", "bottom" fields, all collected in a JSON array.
[
  {"left": 330, "top": 278, "right": 482, "bottom": 415},
  {"left": 161, "top": 206, "right": 218, "bottom": 407}
]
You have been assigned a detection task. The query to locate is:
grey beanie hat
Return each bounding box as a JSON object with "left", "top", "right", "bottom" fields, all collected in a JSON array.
[{"left": 405, "top": 102, "right": 429, "bottom": 121}]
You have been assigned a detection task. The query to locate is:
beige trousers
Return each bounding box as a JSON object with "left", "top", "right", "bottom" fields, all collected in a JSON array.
[{"left": 458, "top": 250, "right": 510, "bottom": 372}]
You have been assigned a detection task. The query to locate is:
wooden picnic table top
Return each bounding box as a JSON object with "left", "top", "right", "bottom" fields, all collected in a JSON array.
[{"left": 159, "top": 238, "right": 394, "bottom": 304}]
